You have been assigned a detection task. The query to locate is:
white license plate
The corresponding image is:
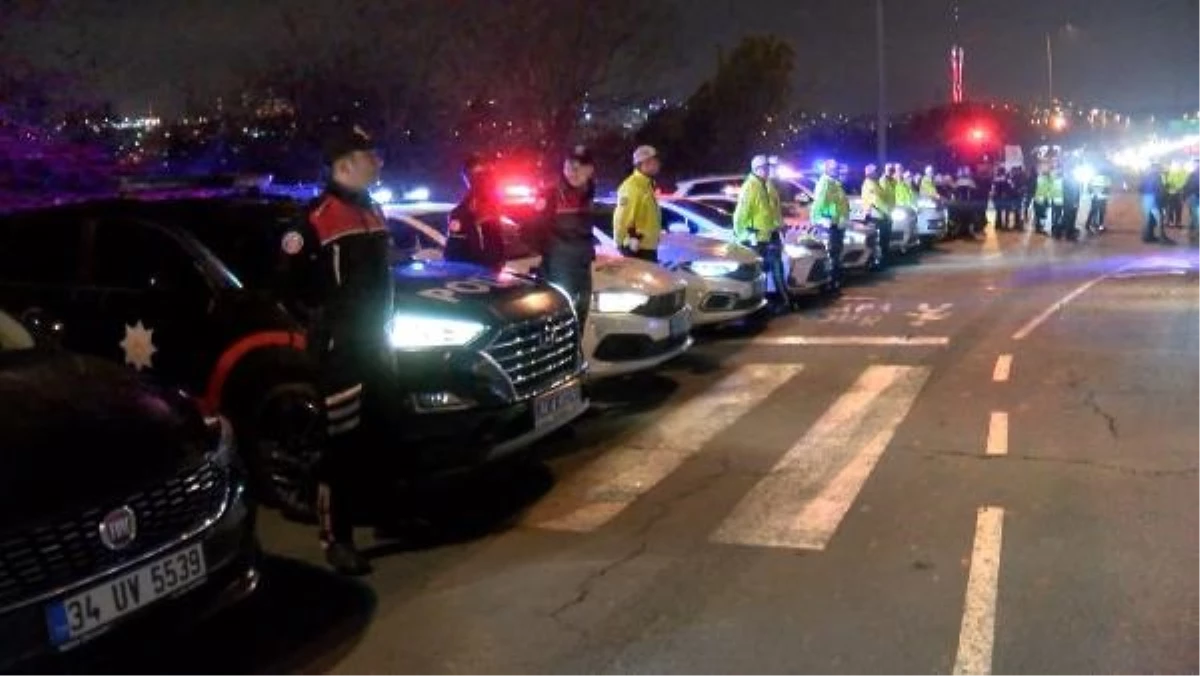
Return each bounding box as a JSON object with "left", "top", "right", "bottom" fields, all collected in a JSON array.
[
  {"left": 669, "top": 313, "right": 691, "bottom": 338},
  {"left": 533, "top": 382, "right": 583, "bottom": 430},
  {"left": 46, "top": 543, "right": 207, "bottom": 647}
]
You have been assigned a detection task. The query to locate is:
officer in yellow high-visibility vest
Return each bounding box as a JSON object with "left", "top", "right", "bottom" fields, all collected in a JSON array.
[
  {"left": 860, "top": 163, "right": 893, "bottom": 266},
  {"left": 613, "top": 145, "right": 663, "bottom": 262},
  {"left": 1085, "top": 170, "right": 1112, "bottom": 233},
  {"left": 1049, "top": 165, "right": 1067, "bottom": 238},
  {"left": 895, "top": 169, "right": 916, "bottom": 208},
  {"left": 1033, "top": 164, "right": 1053, "bottom": 234},
  {"left": 812, "top": 158, "right": 850, "bottom": 292},
  {"left": 734, "top": 154, "right": 790, "bottom": 311},
  {"left": 919, "top": 166, "right": 939, "bottom": 199}
]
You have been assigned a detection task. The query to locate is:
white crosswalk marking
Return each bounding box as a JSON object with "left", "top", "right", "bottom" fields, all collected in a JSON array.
[
  {"left": 524, "top": 364, "right": 803, "bottom": 532},
  {"left": 711, "top": 365, "right": 930, "bottom": 550}
]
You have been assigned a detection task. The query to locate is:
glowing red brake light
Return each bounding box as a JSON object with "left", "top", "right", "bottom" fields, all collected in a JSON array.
[{"left": 501, "top": 184, "right": 536, "bottom": 202}]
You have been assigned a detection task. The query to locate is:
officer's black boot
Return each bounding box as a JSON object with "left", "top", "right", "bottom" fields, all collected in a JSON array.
[{"left": 325, "top": 541, "right": 372, "bottom": 576}]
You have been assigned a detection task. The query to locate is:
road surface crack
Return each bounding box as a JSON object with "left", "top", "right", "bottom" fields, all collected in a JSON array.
[
  {"left": 1082, "top": 390, "right": 1120, "bottom": 439},
  {"left": 548, "top": 540, "right": 648, "bottom": 636},
  {"left": 915, "top": 448, "right": 1197, "bottom": 476}
]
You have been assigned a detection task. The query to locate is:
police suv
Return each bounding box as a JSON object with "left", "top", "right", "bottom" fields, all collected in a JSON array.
[{"left": 0, "top": 192, "right": 588, "bottom": 516}]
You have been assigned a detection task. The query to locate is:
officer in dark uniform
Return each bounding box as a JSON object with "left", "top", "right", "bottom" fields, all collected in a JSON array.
[
  {"left": 445, "top": 155, "right": 507, "bottom": 270},
  {"left": 539, "top": 145, "right": 597, "bottom": 325},
  {"left": 276, "top": 124, "right": 392, "bottom": 576}
]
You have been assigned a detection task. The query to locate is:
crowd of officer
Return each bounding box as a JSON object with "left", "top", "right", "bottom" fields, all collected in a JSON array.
[{"left": 287, "top": 122, "right": 1200, "bottom": 575}]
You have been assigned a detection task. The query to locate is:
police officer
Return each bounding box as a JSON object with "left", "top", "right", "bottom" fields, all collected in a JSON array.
[
  {"left": 446, "top": 154, "right": 507, "bottom": 270},
  {"left": 812, "top": 159, "right": 850, "bottom": 292},
  {"left": 277, "top": 124, "right": 392, "bottom": 576},
  {"left": 861, "top": 164, "right": 893, "bottom": 263},
  {"left": 919, "top": 165, "right": 939, "bottom": 199},
  {"left": 734, "top": 154, "right": 790, "bottom": 312},
  {"left": 541, "top": 145, "right": 597, "bottom": 324},
  {"left": 1032, "top": 164, "right": 1052, "bottom": 234},
  {"left": 614, "top": 145, "right": 663, "bottom": 263},
  {"left": 1085, "top": 168, "right": 1112, "bottom": 233},
  {"left": 1048, "top": 165, "right": 1067, "bottom": 239}
]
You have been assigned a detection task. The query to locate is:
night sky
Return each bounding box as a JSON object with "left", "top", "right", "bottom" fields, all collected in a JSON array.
[{"left": 3, "top": 0, "right": 1197, "bottom": 117}]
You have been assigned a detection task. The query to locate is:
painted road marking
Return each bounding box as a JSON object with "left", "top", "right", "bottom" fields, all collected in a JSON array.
[
  {"left": 1012, "top": 274, "right": 1109, "bottom": 340},
  {"left": 711, "top": 365, "right": 930, "bottom": 550},
  {"left": 953, "top": 506, "right": 1005, "bottom": 675},
  {"left": 525, "top": 364, "right": 803, "bottom": 532},
  {"left": 992, "top": 354, "right": 1013, "bottom": 382},
  {"left": 986, "top": 412, "right": 1008, "bottom": 457},
  {"left": 747, "top": 336, "right": 950, "bottom": 347}
]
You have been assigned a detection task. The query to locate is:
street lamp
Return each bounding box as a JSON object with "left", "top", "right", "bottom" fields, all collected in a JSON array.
[{"left": 875, "top": 0, "right": 887, "bottom": 165}]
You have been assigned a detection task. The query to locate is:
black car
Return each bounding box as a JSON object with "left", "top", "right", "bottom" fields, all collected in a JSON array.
[
  {"left": 0, "top": 194, "right": 588, "bottom": 514},
  {"left": 0, "top": 308, "right": 258, "bottom": 670}
]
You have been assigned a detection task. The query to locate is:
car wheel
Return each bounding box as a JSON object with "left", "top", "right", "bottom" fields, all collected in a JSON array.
[{"left": 246, "top": 382, "right": 324, "bottom": 523}]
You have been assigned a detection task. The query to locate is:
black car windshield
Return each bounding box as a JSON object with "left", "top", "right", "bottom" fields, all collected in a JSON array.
[{"left": 0, "top": 311, "right": 35, "bottom": 351}]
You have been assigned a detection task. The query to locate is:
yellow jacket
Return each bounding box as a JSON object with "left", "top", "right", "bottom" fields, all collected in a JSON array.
[
  {"left": 613, "top": 170, "right": 662, "bottom": 250},
  {"left": 733, "top": 174, "right": 782, "bottom": 241}
]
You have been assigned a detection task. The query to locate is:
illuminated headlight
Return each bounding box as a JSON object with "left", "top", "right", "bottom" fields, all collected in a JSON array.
[
  {"left": 593, "top": 291, "right": 649, "bottom": 314},
  {"left": 370, "top": 187, "right": 394, "bottom": 204},
  {"left": 403, "top": 186, "right": 431, "bottom": 201},
  {"left": 387, "top": 314, "right": 486, "bottom": 349},
  {"left": 203, "top": 414, "right": 236, "bottom": 467},
  {"left": 1072, "top": 165, "right": 1096, "bottom": 185},
  {"left": 784, "top": 244, "right": 813, "bottom": 258},
  {"left": 891, "top": 208, "right": 911, "bottom": 222},
  {"left": 917, "top": 197, "right": 938, "bottom": 210},
  {"left": 687, "top": 260, "right": 740, "bottom": 277}
]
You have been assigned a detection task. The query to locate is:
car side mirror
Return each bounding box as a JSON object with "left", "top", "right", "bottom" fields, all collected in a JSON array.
[{"left": 20, "top": 307, "right": 65, "bottom": 349}]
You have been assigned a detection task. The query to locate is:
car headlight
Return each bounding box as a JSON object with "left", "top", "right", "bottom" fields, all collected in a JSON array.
[
  {"left": 917, "top": 197, "right": 938, "bottom": 210},
  {"left": 784, "top": 244, "right": 813, "bottom": 258},
  {"left": 203, "top": 414, "right": 236, "bottom": 467},
  {"left": 687, "top": 260, "right": 740, "bottom": 277},
  {"left": 387, "top": 314, "right": 486, "bottom": 349},
  {"left": 593, "top": 291, "right": 649, "bottom": 314},
  {"left": 891, "top": 208, "right": 911, "bottom": 222}
]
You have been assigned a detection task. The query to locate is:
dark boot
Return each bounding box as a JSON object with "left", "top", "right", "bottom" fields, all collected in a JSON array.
[{"left": 325, "top": 541, "right": 372, "bottom": 576}]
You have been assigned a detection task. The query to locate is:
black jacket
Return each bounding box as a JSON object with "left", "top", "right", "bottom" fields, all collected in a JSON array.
[
  {"left": 276, "top": 181, "right": 393, "bottom": 345},
  {"left": 445, "top": 190, "right": 507, "bottom": 270},
  {"left": 541, "top": 178, "right": 596, "bottom": 262}
]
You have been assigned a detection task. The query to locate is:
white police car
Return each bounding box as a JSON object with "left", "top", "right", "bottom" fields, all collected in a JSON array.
[{"left": 383, "top": 202, "right": 693, "bottom": 380}]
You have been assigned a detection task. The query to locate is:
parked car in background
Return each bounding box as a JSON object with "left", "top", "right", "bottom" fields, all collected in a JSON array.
[{"left": 0, "top": 307, "right": 258, "bottom": 670}]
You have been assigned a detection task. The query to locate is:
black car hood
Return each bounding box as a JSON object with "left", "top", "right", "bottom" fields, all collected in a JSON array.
[
  {"left": 392, "top": 260, "right": 571, "bottom": 324},
  {"left": 0, "top": 350, "right": 209, "bottom": 526}
]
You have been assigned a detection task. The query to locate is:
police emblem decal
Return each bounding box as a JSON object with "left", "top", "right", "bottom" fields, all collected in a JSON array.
[
  {"left": 281, "top": 230, "right": 305, "bottom": 255},
  {"left": 119, "top": 321, "right": 157, "bottom": 371}
]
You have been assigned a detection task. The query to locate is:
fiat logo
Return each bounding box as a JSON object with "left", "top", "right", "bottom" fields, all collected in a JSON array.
[{"left": 98, "top": 506, "right": 138, "bottom": 551}]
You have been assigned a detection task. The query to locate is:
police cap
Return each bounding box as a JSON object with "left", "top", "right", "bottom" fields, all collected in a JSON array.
[{"left": 322, "top": 123, "right": 377, "bottom": 165}]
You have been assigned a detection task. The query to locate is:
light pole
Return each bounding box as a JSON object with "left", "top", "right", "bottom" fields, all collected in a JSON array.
[
  {"left": 1045, "top": 32, "right": 1054, "bottom": 104},
  {"left": 876, "top": 0, "right": 887, "bottom": 165}
]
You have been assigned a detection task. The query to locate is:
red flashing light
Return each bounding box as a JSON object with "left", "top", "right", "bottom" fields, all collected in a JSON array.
[{"left": 970, "top": 127, "right": 987, "bottom": 142}]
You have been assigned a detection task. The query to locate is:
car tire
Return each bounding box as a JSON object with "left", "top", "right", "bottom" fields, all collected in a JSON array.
[{"left": 237, "top": 381, "right": 324, "bottom": 523}]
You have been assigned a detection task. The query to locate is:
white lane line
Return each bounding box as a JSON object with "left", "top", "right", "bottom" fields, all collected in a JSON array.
[
  {"left": 953, "top": 506, "right": 1005, "bottom": 676},
  {"left": 525, "top": 364, "right": 803, "bottom": 532},
  {"left": 748, "top": 336, "right": 950, "bottom": 347},
  {"left": 992, "top": 354, "right": 1013, "bottom": 382},
  {"left": 711, "top": 365, "right": 930, "bottom": 550},
  {"left": 1011, "top": 274, "right": 1109, "bottom": 340},
  {"left": 986, "top": 412, "right": 1008, "bottom": 457}
]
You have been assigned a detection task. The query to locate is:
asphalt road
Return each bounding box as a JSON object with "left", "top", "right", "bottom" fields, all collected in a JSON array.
[{"left": 101, "top": 196, "right": 1198, "bottom": 675}]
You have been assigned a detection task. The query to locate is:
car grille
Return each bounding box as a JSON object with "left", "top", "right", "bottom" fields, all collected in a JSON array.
[
  {"left": 486, "top": 311, "right": 580, "bottom": 399},
  {"left": 0, "top": 463, "right": 228, "bottom": 610},
  {"left": 727, "top": 261, "right": 763, "bottom": 282},
  {"left": 806, "top": 258, "right": 829, "bottom": 282},
  {"left": 632, "top": 288, "right": 686, "bottom": 318}
]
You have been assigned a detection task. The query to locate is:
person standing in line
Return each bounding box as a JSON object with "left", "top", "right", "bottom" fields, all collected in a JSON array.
[
  {"left": 276, "top": 124, "right": 393, "bottom": 576},
  {"left": 1185, "top": 159, "right": 1199, "bottom": 246},
  {"left": 446, "top": 154, "right": 508, "bottom": 270},
  {"left": 812, "top": 159, "right": 851, "bottom": 292},
  {"left": 613, "top": 145, "right": 663, "bottom": 263},
  {"left": 1085, "top": 167, "right": 1112, "bottom": 234},
  {"left": 734, "top": 154, "right": 791, "bottom": 313},
  {"left": 539, "top": 145, "right": 598, "bottom": 325}
]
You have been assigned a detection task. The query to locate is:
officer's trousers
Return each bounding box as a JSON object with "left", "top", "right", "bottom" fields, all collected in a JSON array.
[
  {"left": 1086, "top": 198, "right": 1108, "bottom": 230},
  {"left": 313, "top": 331, "right": 382, "bottom": 544},
  {"left": 753, "top": 232, "right": 790, "bottom": 307},
  {"left": 826, "top": 225, "right": 846, "bottom": 287},
  {"left": 542, "top": 249, "right": 594, "bottom": 327}
]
